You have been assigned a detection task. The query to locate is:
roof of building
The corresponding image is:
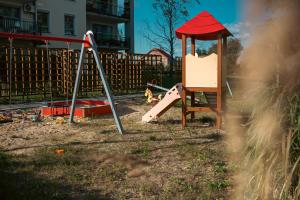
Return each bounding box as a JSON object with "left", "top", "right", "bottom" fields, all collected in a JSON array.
[
  {"left": 147, "top": 48, "right": 171, "bottom": 59},
  {"left": 176, "top": 11, "right": 232, "bottom": 41}
]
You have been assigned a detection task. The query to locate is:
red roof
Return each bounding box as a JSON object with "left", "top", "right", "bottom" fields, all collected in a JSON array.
[{"left": 176, "top": 11, "right": 232, "bottom": 41}]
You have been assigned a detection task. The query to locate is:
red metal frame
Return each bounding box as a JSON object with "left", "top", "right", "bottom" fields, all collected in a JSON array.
[{"left": 0, "top": 32, "right": 91, "bottom": 45}]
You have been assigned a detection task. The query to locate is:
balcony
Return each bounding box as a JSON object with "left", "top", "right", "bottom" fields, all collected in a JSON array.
[
  {"left": 0, "top": 16, "right": 39, "bottom": 35},
  {"left": 87, "top": 1, "right": 130, "bottom": 19},
  {"left": 94, "top": 32, "right": 129, "bottom": 48}
]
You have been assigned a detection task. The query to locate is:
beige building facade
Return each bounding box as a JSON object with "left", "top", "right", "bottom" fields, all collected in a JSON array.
[
  {"left": 147, "top": 48, "right": 171, "bottom": 67},
  {"left": 0, "top": 0, "right": 134, "bottom": 52}
]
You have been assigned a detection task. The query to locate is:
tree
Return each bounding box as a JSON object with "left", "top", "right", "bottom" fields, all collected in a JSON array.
[
  {"left": 208, "top": 38, "right": 243, "bottom": 74},
  {"left": 144, "top": 0, "right": 200, "bottom": 75},
  {"left": 196, "top": 48, "right": 208, "bottom": 56}
]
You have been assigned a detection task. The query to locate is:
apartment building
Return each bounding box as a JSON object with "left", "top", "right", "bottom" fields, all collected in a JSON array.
[{"left": 0, "top": 0, "right": 134, "bottom": 52}]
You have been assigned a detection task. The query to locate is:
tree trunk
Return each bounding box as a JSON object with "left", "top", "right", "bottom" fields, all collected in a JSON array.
[{"left": 169, "top": 56, "right": 174, "bottom": 77}]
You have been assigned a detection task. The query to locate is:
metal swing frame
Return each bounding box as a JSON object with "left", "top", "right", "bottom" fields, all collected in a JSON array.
[
  {"left": 69, "top": 31, "right": 124, "bottom": 134},
  {"left": 1, "top": 31, "right": 124, "bottom": 134}
]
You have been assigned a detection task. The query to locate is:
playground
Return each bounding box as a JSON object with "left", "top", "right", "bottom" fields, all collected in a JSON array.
[
  {"left": 0, "top": 10, "right": 236, "bottom": 199},
  {"left": 0, "top": 97, "right": 230, "bottom": 199},
  {"left": 2, "top": 1, "right": 299, "bottom": 198}
]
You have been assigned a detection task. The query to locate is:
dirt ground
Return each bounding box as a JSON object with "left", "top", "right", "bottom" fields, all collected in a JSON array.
[{"left": 0, "top": 98, "right": 232, "bottom": 200}]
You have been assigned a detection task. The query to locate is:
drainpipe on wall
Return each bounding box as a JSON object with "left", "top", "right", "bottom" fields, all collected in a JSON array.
[
  {"left": 130, "top": 0, "right": 134, "bottom": 53},
  {"left": 34, "top": 0, "right": 38, "bottom": 34}
]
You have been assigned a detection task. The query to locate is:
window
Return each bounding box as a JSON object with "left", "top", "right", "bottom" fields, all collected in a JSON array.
[
  {"left": 37, "top": 11, "right": 49, "bottom": 33},
  {"left": 0, "top": 6, "right": 20, "bottom": 33},
  {"left": 0, "top": 6, "right": 20, "bottom": 18},
  {"left": 95, "top": 0, "right": 113, "bottom": 15},
  {"left": 92, "top": 24, "right": 113, "bottom": 39},
  {"left": 64, "top": 15, "right": 74, "bottom": 35}
]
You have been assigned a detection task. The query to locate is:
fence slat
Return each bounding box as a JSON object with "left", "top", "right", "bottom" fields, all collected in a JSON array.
[{"left": 0, "top": 47, "right": 164, "bottom": 102}]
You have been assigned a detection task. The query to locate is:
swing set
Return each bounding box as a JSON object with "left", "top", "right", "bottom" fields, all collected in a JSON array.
[{"left": 0, "top": 31, "right": 124, "bottom": 134}]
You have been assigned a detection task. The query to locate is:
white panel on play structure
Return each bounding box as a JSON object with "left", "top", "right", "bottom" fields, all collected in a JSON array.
[{"left": 185, "top": 53, "right": 218, "bottom": 88}]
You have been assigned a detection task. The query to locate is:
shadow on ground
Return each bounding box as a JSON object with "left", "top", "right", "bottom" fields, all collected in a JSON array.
[{"left": 0, "top": 152, "right": 111, "bottom": 200}]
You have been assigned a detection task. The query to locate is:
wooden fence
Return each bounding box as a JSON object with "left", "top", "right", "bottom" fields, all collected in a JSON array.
[{"left": 0, "top": 47, "right": 163, "bottom": 102}]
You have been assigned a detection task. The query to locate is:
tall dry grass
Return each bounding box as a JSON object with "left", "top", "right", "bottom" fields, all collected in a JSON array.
[{"left": 227, "top": 0, "right": 300, "bottom": 199}]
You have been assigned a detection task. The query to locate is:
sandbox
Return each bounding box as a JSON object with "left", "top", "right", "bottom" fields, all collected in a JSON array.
[{"left": 41, "top": 100, "right": 113, "bottom": 118}]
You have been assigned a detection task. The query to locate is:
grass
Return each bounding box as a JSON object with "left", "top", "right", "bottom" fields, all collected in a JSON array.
[
  {"left": 0, "top": 144, "right": 229, "bottom": 199},
  {"left": 0, "top": 150, "right": 107, "bottom": 200},
  {"left": 0, "top": 98, "right": 231, "bottom": 199},
  {"left": 130, "top": 144, "right": 150, "bottom": 158},
  {"left": 208, "top": 180, "right": 229, "bottom": 190},
  {"left": 285, "top": 92, "right": 300, "bottom": 199},
  {"left": 213, "top": 162, "right": 227, "bottom": 173}
]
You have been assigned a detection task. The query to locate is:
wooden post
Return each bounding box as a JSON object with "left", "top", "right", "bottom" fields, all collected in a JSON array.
[
  {"left": 21, "top": 49, "right": 25, "bottom": 101},
  {"left": 86, "top": 50, "right": 90, "bottom": 95},
  {"left": 13, "top": 49, "right": 17, "bottom": 97},
  {"left": 182, "top": 34, "right": 187, "bottom": 127},
  {"left": 222, "top": 37, "right": 227, "bottom": 113},
  {"left": 42, "top": 49, "right": 46, "bottom": 99},
  {"left": 80, "top": 50, "right": 84, "bottom": 96},
  {"left": 28, "top": 48, "right": 32, "bottom": 96},
  {"left": 35, "top": 49, "right": 38, "bottom": 95},
  {"left": 8, "top": 40, "right": 13, "bottom": 104},
  {"left": 48, "top": 48, "right": 53, "bottom": 100},
  {"left": 5, "top": 47, "right": 9, "bottom": 98},
  {"left": 216, "top": 33, "right": 223, "bottom": 129},
  {"left": 191, "top": 38, "right": 196, "bottom": 121}
]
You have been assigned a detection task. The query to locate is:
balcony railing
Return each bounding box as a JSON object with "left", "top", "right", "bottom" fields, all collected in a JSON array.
[
  {"left": 94, "top": 32, "right": 129, "bottom": 48},
  {"left": 0, "top": 16, "right": 39, "bottom": 35},
  {"left": 87, "top": 1, "right": 130, "bottom": 18}
]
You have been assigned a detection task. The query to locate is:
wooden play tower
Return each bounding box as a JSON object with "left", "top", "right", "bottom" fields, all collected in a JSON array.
[{"left": 176, "top": 11, "right": 232, "bottom": 128}]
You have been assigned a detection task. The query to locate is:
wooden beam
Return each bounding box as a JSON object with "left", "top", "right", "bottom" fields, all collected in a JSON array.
[
  {"left": 222, "top": 37, "right": 228, "bottom": 88},
  {"left": 182, "top": 35, "right": 187, "bottom": 86},
  {"left": 186, "top": 87, "right": 218, "bottom": 93},
  {"left": 216, "top": 33, "right": 223, "bottom": 129},
  {"left": 222, "top": 36, "right": 228, "bottom": 112},
  {"left": 190, "top": 37, "right": 196, "bottom": 121},
  {"left": 182, "top": 35, "right": 187, "bottom": 127},
  {"left": 187, "top": 107, "right": 215, "bottom": 113}
]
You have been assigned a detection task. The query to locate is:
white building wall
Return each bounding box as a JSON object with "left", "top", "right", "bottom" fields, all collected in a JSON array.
[
  {"left": 36, "top": 0, "right": 86, "bottom": 49},
  {"left": 0, "top": 0, "right": 134, "bottom": 51}
]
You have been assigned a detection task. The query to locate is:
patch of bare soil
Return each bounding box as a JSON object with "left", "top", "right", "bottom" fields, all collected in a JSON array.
[{"left": 0, "top": 98, "right": 231, "bottom": 200}]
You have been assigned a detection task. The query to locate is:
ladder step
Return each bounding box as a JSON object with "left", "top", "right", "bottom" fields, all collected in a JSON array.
[{"left": 187, "top": 106, "right": 216, "bottom": 113}]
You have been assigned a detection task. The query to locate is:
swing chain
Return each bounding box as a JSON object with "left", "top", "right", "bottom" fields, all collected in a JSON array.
[
  {"left": 66, "top": 42, "right": 71, "bottom": 105},
  {"left": 8, "top": 37, "right": 13, "bottom": 105},
  {"left": 45, "top": 40, "right": 54, "bottom": 114}
]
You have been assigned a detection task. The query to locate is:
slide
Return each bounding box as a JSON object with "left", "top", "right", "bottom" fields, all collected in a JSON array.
[{"left": 142, "top": 83, "right": 182, "bottom": 123}]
